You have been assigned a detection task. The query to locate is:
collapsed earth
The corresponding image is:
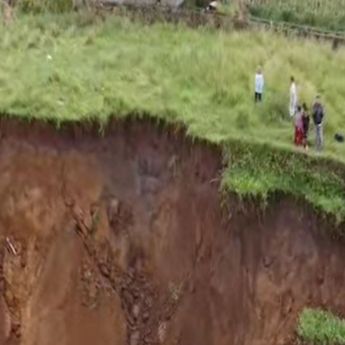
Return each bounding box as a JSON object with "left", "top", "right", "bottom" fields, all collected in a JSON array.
[
  {"left": 1, "top": 0, "right": 345, "bottom": 344},
  {"left": 0, "top": 119, "right": 344, "bottom": 345}
]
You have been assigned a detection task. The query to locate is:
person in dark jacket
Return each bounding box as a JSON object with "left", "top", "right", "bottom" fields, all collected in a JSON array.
[
  {"left": 302, "top": 102, "right": 310, "bottom": 150},
  {"left": 312, "top": 95, "right": 325, "bottom": 152}
]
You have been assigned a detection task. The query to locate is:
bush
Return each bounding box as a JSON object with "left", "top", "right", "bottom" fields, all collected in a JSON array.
[
  {"left": 18, "top": 0, "right": 74, "bottom": 13},
  {"left": 183, "top": 0, "right": 209, "bottom": 8}
]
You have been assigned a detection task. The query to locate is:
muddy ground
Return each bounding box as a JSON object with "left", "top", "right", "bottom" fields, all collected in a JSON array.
[{"left": 0, "top": 118, "right": 344, "bottom": 345}]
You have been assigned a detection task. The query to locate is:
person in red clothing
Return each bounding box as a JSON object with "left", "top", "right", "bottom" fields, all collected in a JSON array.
[
  {"left": 294, "top": 105, "right": 304, "bottom": 146},
  {"left": 301, "top": 102, "right": 310, "bottom": 151}
]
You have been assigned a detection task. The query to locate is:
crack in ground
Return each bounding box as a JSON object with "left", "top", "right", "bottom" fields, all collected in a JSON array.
[{"left": 68, "top": 200, "right": 186, "bottom": 345}]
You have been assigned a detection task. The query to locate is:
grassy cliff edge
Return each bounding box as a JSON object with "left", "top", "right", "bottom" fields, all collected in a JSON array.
[{"left": 1, "top": 11, "right": 345, "bottom": 223}]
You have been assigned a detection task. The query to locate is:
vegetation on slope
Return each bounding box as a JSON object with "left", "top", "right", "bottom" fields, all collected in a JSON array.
[
  {"left": 298, "top": 308, "right": 345, "bottom": 345},
  {"left": 1, "top": 11, "right": 345, "bottom": 220},
  {"left": 222, "top": 142, "right": 345, "bottom": 223},
  {"left": 18, "top": 0, "right": 73, "bottom": 13},
  {"left": 247, "top": 0, "right": 345, "bottom": 32}
]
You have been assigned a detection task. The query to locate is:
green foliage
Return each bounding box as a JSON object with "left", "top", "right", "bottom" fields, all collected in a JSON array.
[
  {"left": 1, "top": 13, "right": 345, "bottom": 220},
  {"left": 183, "top": 0, "right": 209, "bottom": 8},
  {"left": 221, "top": 141, "right": 345, "bottom": 222},
  {"left": 298, "top": 308, "right": 345, "bottom": 345},
  {"left": 247, "top": 0, "right": 345, "bottom": 32},
  {"left": 18, "top": 0, "right": 73, "bottom": 13}
]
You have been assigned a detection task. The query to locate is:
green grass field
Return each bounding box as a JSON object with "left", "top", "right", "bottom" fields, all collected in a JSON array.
[
  {"left": 298, "top": 309, "right": 345, "bottom": 345},
  {"left": 1, "top": 11, "right": 345, "bottom": 221},
  {"left": 246, "top": 0, "right": 345, "bottom": 32}
]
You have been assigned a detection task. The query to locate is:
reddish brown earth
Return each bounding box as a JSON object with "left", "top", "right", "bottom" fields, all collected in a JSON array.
[{"left": 0, "top": 118, "right": 344, "bottom": 345}]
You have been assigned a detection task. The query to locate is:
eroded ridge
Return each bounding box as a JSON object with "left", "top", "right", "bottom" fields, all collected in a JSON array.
[{"left": 0, "top": 119, "right": 343, "bottom": 345}]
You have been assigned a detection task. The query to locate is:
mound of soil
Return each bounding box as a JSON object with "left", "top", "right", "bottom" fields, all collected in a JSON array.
[{"left": 0, "top": 118, "right": 344, "bottom": 345}]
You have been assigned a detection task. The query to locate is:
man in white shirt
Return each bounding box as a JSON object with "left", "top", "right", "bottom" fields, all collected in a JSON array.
[
  {"left": 254, "top": 67, "right": 264, "bottom": 103},
  {"left": 290, "top": 76, "right": 298, "bottom": 117}
]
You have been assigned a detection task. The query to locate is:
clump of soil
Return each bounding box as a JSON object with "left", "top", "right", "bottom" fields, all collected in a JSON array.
[{"left": 0, "top": 118, "right": 344, "bottom": 345}]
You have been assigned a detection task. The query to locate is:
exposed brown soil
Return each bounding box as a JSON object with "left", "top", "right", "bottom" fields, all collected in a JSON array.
[{"left": 0, "top": 118, "right": 344, "bottom": 345}]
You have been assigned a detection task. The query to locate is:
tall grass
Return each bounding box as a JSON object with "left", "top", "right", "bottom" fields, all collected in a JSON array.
[
  {"left": 298, "top": 309, "right": 345, "bottom": 345},
  {"left": 1, "top": 12, "right": 345, "bottom": 218},
  {"left": 1, "top": 13, "right": 344, "bottom": 150},
  {"left": 246, "top": 0, "right": 345, "bottom": 32}
]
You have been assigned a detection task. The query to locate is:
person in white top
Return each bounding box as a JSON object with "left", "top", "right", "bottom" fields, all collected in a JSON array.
[
  {"left": 254, "top": 67, "right": 264, "bottom": 103},
  {"left": 289, "top": 76, "right": 298, "bottom": 117}
]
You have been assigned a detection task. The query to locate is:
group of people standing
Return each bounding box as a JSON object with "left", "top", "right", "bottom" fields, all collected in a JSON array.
[
  {"left": 289, "top": 77, "right": 325, "bottom": 151},
  {"left": 254, "top": 69, "right": 325, "bottom": 152}
]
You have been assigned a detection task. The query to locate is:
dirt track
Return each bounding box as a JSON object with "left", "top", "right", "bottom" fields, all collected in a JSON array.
[{"left": 0, "top": 118, "right": 344, "bottom": 345}]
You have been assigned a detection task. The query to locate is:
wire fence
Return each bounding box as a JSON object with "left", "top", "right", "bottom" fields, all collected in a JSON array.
[
  {"left": 244, "top": 0, "right": 345, "bottom": 33},
  {"left": 99, "top": 2, "right": 345, "bottom": 47},
  {"left": 245, "top": 0, "right": 345, "bottom": 16}
]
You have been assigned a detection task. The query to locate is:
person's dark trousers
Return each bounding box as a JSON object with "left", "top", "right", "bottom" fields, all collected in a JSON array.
[{"left": 255, "top": 92, "right": 262, "bottom": 102}]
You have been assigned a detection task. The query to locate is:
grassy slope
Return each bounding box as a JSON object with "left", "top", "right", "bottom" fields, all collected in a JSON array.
[
  {"left": 247, "top": 0, "right": 345, "bottom": 32},
  {"left": 298, "top": 309, "right": 345, "bottom": 345},
  {"left": 1, "top": 12, "right": 345, "bottom": 220}
]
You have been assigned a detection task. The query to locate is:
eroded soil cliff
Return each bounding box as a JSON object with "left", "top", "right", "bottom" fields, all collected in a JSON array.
[{"left": 0, "top": 119, "right": 344, "bottom": 345}]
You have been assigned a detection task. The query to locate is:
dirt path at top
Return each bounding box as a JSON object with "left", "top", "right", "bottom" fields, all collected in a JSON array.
[{"left": 0, "top": 118, "right": 343, "bottom": 345}]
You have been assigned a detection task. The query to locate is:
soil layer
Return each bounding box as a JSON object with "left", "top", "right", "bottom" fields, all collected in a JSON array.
[{"left": 0, "top": 118, "right": 344, "bottom": 345}]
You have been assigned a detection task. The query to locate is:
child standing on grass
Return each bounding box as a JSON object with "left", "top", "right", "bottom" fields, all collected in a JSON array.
[
  {"left": 294, "top": 105, "right": 304, "bottom": 146},
  {"left": 302, "top": 103, "right": 310, "bottom": 151},
  {"left": 289, "top": 76, "right": 298, "bottom": 117},
  {"left": 254, "top": 67, "right": 264, "bottom": 103}
]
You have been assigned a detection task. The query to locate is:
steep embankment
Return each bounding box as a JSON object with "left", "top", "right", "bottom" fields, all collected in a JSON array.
[{"left": 0, "top": 118, "right": 344, "bottom": 345}]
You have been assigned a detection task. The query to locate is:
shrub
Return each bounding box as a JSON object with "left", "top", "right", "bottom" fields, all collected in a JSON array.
[{"left": 18, "top": 0, "right": 73, "bottom": 13}]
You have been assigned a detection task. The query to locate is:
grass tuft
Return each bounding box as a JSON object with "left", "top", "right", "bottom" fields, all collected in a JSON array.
[{"left": 298, "top": 308, "right": 345, "bottom": 345}]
